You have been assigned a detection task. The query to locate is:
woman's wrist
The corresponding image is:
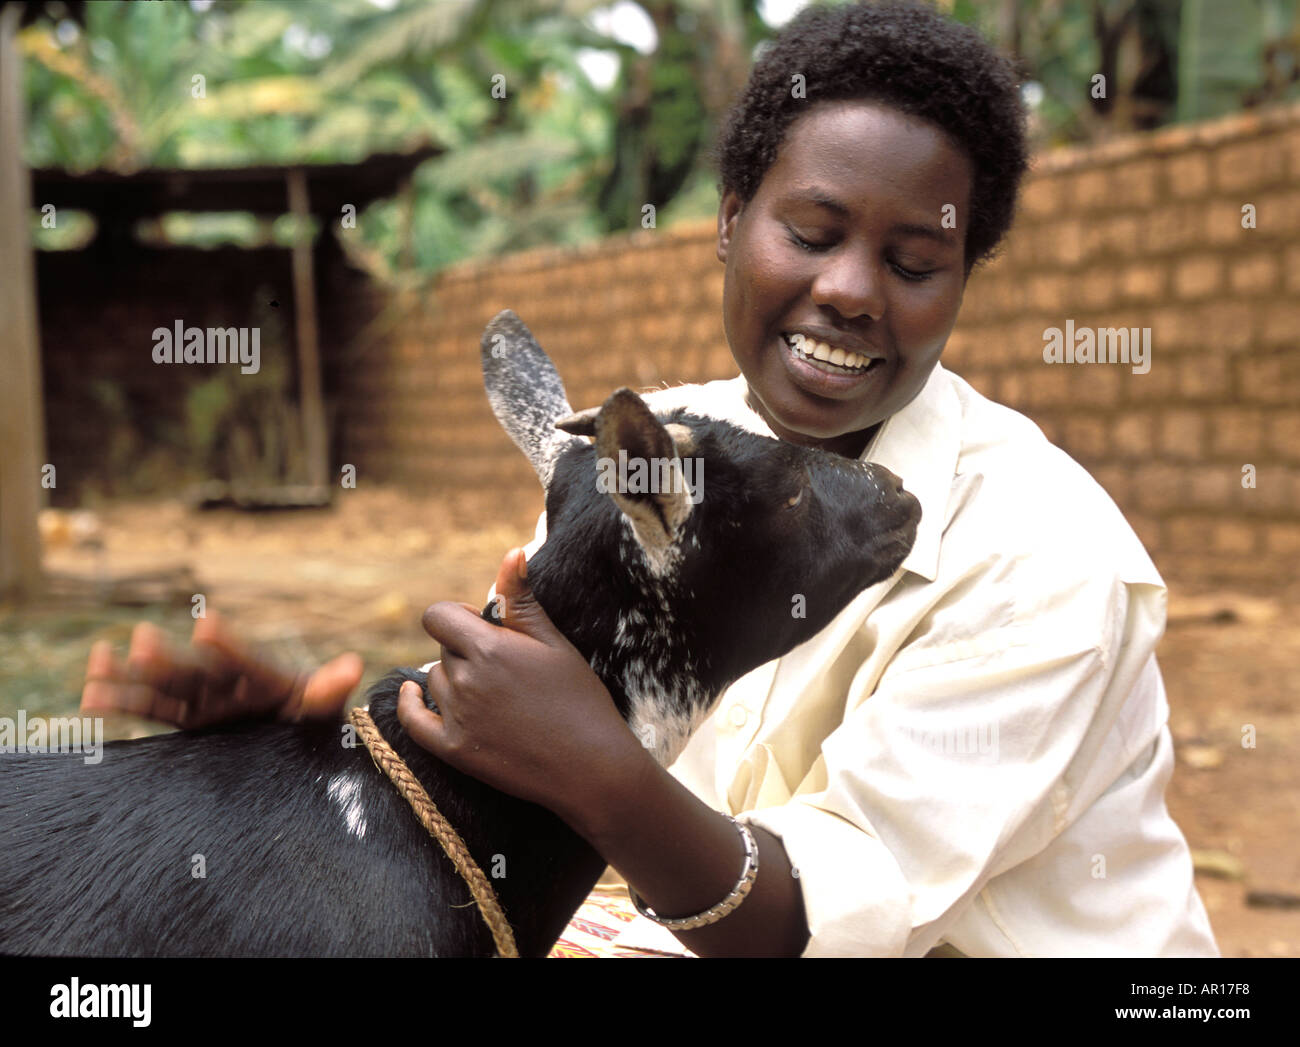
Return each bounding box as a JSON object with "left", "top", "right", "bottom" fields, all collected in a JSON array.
[{"left": 558, "top": 741, "right": 809, "bottom": 956}]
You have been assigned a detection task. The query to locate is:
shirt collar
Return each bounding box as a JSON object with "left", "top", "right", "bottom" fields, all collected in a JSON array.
[{"left": 858, "top": 363, "right": 960, "bottom": 583}]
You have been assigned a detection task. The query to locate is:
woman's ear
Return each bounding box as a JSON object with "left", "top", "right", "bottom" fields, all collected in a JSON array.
[{"left": 716, "top": 190, "right": 744, "bottom": 263}]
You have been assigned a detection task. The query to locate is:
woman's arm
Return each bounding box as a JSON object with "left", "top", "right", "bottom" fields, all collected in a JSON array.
[{"left": 571, "top": 743, "right": 810, "bottom": 958}]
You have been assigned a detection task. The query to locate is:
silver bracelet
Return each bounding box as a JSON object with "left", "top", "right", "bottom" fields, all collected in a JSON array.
[{"left": 629, "top": 815, "right": 759, "bottom": 930}]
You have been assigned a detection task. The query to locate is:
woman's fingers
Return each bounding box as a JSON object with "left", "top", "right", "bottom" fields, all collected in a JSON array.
[
  {"left": 78, "top": 613, "right": 357, "bottom": 730},
  {"left": 80, "top": 638, "right": 129, "bottom": 713},
  {"left": 288, "top": 651, "right": 364, "bottom": 721},
  {"left": 396, "top": 677, "right": 447, "bottom": 756}
]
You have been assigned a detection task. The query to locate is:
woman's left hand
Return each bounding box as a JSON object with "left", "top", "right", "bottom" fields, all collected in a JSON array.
[{"left": 397, "top": 548, "right": 652, "bottom": 828}]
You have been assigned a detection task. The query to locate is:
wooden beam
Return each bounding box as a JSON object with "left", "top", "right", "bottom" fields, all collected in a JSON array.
[
  {"left": 0, "top": 4, "right": 46, "bottom": 600},
  {"left": 286, "top": 167, "right": 328, "bottom": 490}
]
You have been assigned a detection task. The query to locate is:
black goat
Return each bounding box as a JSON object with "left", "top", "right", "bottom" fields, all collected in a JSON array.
[{"left": 0, "top": 312, "right": 919, "bottom": 956}]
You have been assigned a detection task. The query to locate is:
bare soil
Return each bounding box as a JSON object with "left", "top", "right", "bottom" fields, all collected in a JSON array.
[{"left": 2, "top": 489, "right": 1296, "bottom": 957}]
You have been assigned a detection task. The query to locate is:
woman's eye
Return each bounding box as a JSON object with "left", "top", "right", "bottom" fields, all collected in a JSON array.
[
  {"left": 890, "top": 260, "right": 936, "bottom": 282},
  {"left": 787, "top": 228, "right": 832, "bottom": 252}
]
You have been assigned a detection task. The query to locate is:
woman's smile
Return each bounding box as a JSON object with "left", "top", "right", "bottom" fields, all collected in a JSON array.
[{"left": 716, "top": 100, "right": 974, "bottom": 458}]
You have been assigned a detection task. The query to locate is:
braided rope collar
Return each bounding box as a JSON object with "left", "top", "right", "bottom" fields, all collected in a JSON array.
[{"left": 348, "top": 706, "right": 519, "bottom": 958}]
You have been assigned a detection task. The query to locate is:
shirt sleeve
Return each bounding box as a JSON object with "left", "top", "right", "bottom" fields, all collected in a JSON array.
[{"left": 738, "top": 557, "right": 1165, "bottom": 957}]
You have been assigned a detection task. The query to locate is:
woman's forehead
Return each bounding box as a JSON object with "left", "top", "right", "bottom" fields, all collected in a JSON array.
[{"left": 760, "top": 101, "right": 973, "bottom": 212}]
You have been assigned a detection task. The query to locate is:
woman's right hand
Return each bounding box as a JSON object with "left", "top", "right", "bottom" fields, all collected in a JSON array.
[{"left": 79, "top": 611, "right": 363, "bottom": 730}]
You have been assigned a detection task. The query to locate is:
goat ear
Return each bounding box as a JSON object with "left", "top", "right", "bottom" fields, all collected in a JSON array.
[
  {"left": 555, "top": 406, "right": 599, "bottom": 437},
  {"left": 480, "top": 310, "right": 582, "bottom": 488},
  {"left": 594, "top": 389, "right": 694, "bottom": 558}
]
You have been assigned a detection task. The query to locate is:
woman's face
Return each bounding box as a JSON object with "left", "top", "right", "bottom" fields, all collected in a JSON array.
[{"left": 717, "top": 100, "right": 974, "bottom": 458}]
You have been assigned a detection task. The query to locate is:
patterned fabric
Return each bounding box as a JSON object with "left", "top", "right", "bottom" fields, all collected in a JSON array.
[{"left": 548, "top": 885, "right": 694, "bottom": 958}]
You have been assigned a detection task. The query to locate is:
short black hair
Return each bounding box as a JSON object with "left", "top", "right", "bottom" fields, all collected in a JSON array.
[{"left": 716, "top": 0, "right": 1029, "bottom": 271}]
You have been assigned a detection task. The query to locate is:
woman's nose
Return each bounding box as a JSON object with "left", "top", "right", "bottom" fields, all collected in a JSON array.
[{"left": 810, "top": 251, "right": 886, "bottom": 323}]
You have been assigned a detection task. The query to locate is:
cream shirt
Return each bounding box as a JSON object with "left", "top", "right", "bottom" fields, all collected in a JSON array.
[{"left": 518, "top": 363, "right": 1219, "bottom": 958}]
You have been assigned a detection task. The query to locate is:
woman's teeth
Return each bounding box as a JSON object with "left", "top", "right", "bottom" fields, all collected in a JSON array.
[{"left": 785, "top": 333, "right": 876, "bottom": 375}]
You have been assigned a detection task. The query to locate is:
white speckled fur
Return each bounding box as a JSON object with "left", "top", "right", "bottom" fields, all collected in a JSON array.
[{"left": 326, "top": 771, "right": 369, "bottom": 839}]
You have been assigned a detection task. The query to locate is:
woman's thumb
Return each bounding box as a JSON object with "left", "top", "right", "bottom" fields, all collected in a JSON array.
[{"left": 490, "top": 548, "right": 560, "bottom": 641}]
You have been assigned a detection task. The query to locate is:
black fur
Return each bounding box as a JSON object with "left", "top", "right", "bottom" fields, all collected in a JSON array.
[{"left": 0, "top": 671, "right": 600, "bottom": 957}]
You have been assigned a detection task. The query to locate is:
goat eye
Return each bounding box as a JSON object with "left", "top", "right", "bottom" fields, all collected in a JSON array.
[{"left": 785, "top": 489, "right": 803, "bottom": 509}]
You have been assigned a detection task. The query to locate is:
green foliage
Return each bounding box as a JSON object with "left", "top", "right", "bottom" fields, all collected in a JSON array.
[{"left": 21, "top": 0, "right": 1291, "bottom": 276}]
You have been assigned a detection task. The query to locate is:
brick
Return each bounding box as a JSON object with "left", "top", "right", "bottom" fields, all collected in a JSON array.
[
  {"left": 1025, "top": 365, "right": 1071, "bottom": 407},
  {"left": 1289, "top": 126, "right": 1300, "bottom": 180},
  {"left": 1205, "top": 199, "right": 1255, "bottom": 245},
  {"left": 1239, "top": 465, "right": 1294, "bottom": 514},
  {"left": 1112, "top": 162, "right": 1159, "bottom": 209},
  {"left": 1069, "top": 364, "right": 1124, "bottom": 407},
  {"left": 1264, "top": 522, "right": 1300, "bottom": 556},
  {"left": 1286, "top": 246, "right": 1300, "bottom": 295},
  {"left": 1165, "top": 516, "right": 1207, "bottom": 554},
  {"left": 1255, "top": 190, "right": 1300, "bottom": 234},
  {"left": 1119, "top": 263, "right": 1167, "bottom": 303},
  {"left": 1000, "top": 370, "right": 1027, "bottom": 406},
  {"left": 1077, "top": 270, "right": 1118, "bottom": 309},
  {"left": 1261, "top": 301, "right": 1300, "bottom": 348},
  {"left": 1174, "top": 255, "right": 1223, "bottom": 300},
  {"left": 1188, "top": 466, "right": 1235, "bottom": 510},
  {"left": 1266, "top": 411, "right": 1300, "bottom": 461},
  {"left": 1141, "top": 204, "right": 1205, "bottom": 254},
  {"left": 1019, "top": 176, "right": 1062, "bottom": 219},
  {"left": 1053, "top": 220, "right": 1086, "bottom": 267},
  {"left": 1236, "top": 354, "right": 1300, "bottom": 405},
  {"left": 1071, "top": 169, "right": 1113, "bottom": 211},
  {"left": 1164, "top": 151, "right": 1211, "bottom": 199},
  {"left": 1228, "top": 252, "right": 1279, "bottom": 295},
  {"left": 1210, "top": 520, "right": 1259, "bottom": 556},
  {"left": 1176, "top": 355, "right": 1233, "bottom": 401},
  {"left": 1209, "top": 408, "right": 1266, "bottom": 457},
  {"left": 1121, "top": 358, "right": 1179, "bottom": 403},
  {"left": 1015, "top": 320, "right": 1052, "bottom": 365},
  {"left": 1214, "top": 138, "right": 1289, "bottom": 192},
  {"left": 1131, "top": 462, "right": 1182, "bottom": 510},
  {"left": 1159, "top": 409, "right": 1206, "bottom": 459},
  {"left": 963, "top": 369, "right": 998, "bottom": 401},
  {"left": 1144, "top": 305, "right": 1194, "bottom": 353},
  {"left": 1192, "top": 300, "right": 1256, "bottom": 353},
  {"left": 974, "top": 277, "right": 1013, "bottom": 322},
  {"left": 1028, "top": 274, "right": 1067, "bottom": 313},
  {"left": 1094, "top": 215, "right": 1142, "bottom": 260},
  {"left": 1113, "top": 414, "right": 1157, "bottom": 458},
  {"left": 1064, "top": 415, "right": 1110, "bottom": 460}
]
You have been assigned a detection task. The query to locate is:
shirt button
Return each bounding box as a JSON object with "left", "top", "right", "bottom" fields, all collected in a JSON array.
[{"left": 729, "top": 705, "right": 748, "bottom": 729}]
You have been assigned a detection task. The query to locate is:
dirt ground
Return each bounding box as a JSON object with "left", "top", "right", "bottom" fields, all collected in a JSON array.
[{"left": 2, "top": 489, "right": 1296, "bottom": 958}]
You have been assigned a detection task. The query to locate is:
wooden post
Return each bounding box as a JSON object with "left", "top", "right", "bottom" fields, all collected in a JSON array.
[
  {"left": 287, "top": 167, "right": 328, "bottom": 490},
  {"left": 0, "top": 4, "right": 47, "bottom": 600}
]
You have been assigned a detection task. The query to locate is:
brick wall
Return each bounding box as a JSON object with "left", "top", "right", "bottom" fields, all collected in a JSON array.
[{"left": 337, "top": 101, "right": 1300, "bottom": 593}]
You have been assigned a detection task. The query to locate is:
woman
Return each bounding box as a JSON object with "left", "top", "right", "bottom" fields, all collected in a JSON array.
[{"left": 83, "top": 1, "right": 1218, "bottom": 957}]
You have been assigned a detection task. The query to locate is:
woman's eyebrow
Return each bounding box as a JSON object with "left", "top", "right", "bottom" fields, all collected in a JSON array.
[
  {"left": 890, "top": 221, "right": 959, "bottom": 248},
  {"left": 786, "top": 190, "right": 958, "bottom": 248}
]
